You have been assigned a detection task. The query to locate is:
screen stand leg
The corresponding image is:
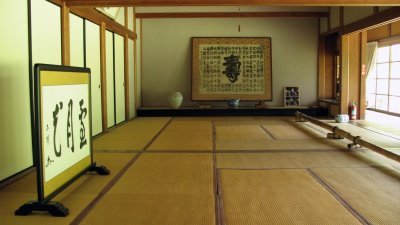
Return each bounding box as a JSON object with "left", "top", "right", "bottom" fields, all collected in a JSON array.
[
  {"left": 89, "top": 162, "right": 110, "bottom": 175},
  {"left": 15, "top": 200, "right": 69, "bottom": 217}
]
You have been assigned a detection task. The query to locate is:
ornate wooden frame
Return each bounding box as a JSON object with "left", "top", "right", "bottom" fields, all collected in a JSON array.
[{"left": 191, "top": 37, "right": 272, "bottom": 101}]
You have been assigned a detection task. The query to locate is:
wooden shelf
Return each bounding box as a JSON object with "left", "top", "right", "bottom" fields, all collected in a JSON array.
[{"left": 137, "top": 107, "right": 327, "bottom": 117}]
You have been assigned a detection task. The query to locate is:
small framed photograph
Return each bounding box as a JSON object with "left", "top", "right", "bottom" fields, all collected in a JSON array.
[{"left": 284, "top": 86, "right": 300, "bottom": 107}]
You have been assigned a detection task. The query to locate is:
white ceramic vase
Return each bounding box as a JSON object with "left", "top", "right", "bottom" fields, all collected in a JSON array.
[{"left": 168, "top": 91, "right": 183, "bottom": 109}]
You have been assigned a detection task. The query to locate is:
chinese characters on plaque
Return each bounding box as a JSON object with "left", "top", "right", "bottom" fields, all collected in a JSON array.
[{"left": 192, "top": 37, "right": 272, "bottom": 101}]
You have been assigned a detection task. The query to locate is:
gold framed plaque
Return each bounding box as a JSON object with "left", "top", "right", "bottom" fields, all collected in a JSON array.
[{"left": 191, "top": 37, "right": 272, "bottom": 101}]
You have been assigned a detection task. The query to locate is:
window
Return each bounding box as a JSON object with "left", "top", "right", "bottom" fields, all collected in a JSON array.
[{"left": 367, "top": 43, "right": 400, "bottom": 114}]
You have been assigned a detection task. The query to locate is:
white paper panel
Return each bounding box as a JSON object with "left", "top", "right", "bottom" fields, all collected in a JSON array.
[
  {"left": 70, "top": 13, "right": 84, "bottom": 67},
  {"left": 0, "top": 0, "right": 32, "bottom": 181},
  {"left": 114, "top": 34, "right": 126, "bottom": 124},
  {"left": 31, "top": 0, "right": 61, "bottom": 66},
  {"left": 85, "top": 20, "right": 103, "bottom": 136}
]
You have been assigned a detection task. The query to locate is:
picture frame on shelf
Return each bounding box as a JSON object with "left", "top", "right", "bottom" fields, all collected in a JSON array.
[{"left": 284, "top": 86, "right": 300, "bottom": 107}]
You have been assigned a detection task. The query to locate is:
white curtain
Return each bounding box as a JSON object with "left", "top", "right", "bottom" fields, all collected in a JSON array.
[
  {"left": 365, "top": 42, "right": 378, "bottom": 109},
  {"left": 366, "top": 42, "right": 378, "bottom": 78}
]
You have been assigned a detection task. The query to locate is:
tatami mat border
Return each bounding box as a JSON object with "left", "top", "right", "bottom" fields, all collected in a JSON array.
[
  {"left": 94, "top": 149, "right": 142, "bottom": 153},
  {"left": 260, "top": 125, "right": 277, "bottom": 139},
  {"left": 71, "top": 118, "right": 174, "bottom": 224},
  {"left": 216, "top": 168, "right": 370, "bottom": 225},
  {"left": 307, "top": 169, "right": 371, "bottom": 225},
  {"left": 351, "top": 122, "right": 400, "bottom": 141}
]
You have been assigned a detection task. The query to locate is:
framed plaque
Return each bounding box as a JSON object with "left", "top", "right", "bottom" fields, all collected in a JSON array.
[{"left": 192, "top": 37, "right": 272, "bottom": 101}]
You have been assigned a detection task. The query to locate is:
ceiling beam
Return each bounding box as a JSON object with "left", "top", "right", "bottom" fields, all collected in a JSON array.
[
  {"left": 65, "top": 0, "right": 400, "bottom": 7},
  {"left": 136, "top": 12, "right": 328, "bottom": 19}
]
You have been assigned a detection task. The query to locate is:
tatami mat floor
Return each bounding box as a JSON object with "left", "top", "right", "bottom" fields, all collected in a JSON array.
[{"left": 1, "top": 116, "right": 400, "bottom": 225}]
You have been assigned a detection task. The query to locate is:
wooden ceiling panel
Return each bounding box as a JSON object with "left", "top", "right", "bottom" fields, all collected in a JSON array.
[{"left": 65, "top": 0, "right": 400, "bottom": 7}]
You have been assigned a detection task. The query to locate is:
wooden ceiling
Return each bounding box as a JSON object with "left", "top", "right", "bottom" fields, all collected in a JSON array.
[{"left": 65, "top": 0, "right": 400, "bottom": 7}]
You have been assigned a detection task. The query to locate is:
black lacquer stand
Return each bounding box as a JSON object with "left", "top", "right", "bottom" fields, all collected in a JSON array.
[
  {"left": 15, "top": 164, "right": 110, "bottom": 217},
  {"left": 15, "top": 200, "right": 69, "bottom": 217}
]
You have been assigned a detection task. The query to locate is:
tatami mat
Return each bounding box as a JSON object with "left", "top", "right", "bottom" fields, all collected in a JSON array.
[
  {"left": 173, "top": 116, "right": 255, "bottom": 121},
  {"left": 219, "top": 169, "right": 362, "bottom": 225},
  {"left": 217, "top": 151, "right": 380, "bottom": 169},
  {"left": 0, "top": 153, "right": 134, "bottom": 225},
  {"left": 147, "top": 121, "right": 213, "bottom": 151},
  {"left": 312, "top": 167, "right": 400, "bottom": 225},
  {"left": 93, "top": 117, "right": 171, "bottom": 151},
  {"left": 216, "top": 125, "right": 273, "bottom": 141},
  {"left": 109, "top": 153, "right": 214, "bottom": 195},
  {"left": 216, "top": 138, "right": 349, "bottom": 151},
  {"left": 3, "top": 116, "right": 400, "bottom": 225},
  {"left": 80, "top": 193, "right": 215, "bottom": 225},
  {"left": 79, "top": 153, "right": 215, "bottom": 225},
  {"left": 261, "top": 123, "right": 324, "bottom": 139}
]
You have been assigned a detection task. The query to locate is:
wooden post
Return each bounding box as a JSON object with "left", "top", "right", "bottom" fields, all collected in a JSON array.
[
  {"left": 100, "top": 22, "right": 108, "bottom": 131},
  {"left": 61, "top": 3, "right": 70, "bottom": 66},
  {"left": 318, "top": 36, "right": 326, "bottom": 100},
  {"left": 340, "top": 34, "right": 350, "bottom": 115},
  {"left": 124, "top": 7, "right": 130, "bottom": 120},
  {"left": 359, "top": 31, "right": 367, "bottom": 119}
]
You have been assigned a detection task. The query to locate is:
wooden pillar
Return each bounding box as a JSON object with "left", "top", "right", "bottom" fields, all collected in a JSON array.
[
  {"left": 340, "top": 34, "right": 350, "bottom": 114},
  {"left": 100, "top": 22, "right": 108, "bottom": 131},
  {"left": 124, "top": 7, "right": 130, "bottom": 120},
  {"left": 61, "top": 3, "right": 70, "bottom": 66},
  {"left": 318, "top": 37, "right": 326, "bottom": 100},
  {"left": 359, "top": 31, "right": 368, "bottom": 119},
  {"left": 124, "top": 33, "right": 130, "bottom": 120}
]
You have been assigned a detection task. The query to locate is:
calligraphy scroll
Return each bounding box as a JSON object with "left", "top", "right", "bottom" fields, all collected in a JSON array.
[
  {"left": 192, "top": 37, "right": 272, "bottom": 101},
  {"left": 35, "top": 64, "right": 92, "bottom": 201}
]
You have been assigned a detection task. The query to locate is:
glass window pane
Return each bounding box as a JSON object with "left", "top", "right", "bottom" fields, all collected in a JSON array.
[
  {"left": 366, "top": 78, "right": 376, "bottom": 94},
  {"left": 389, "top": 96, "right": 400, "bottom": 113},
  {"left": 391, "top": 44, "right": 400, "bottom": 61},
  {"left": 389, "top": 80, "right": 400, "bottom": 96},
  {"left": 378, "top": 46, "right": 390, "bottom": 63},
  {"left": 377, "top": 79, "right": 389, "bottom": 95},
  {"left": 376, "top": 95, "right": 388, "bottom": 111},
  {"left": 391, "top": 62, "right": 400, "bottom": 78},
  {"left": 377, "top": 63, "right": 389, "bottom": 78},
  {"left": 367, "top": 94, "right": 376, "bottom": 108}
]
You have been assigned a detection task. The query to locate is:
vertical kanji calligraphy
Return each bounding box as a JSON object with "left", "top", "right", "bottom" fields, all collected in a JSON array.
[
  {"left": 66, "top": 99, "right": 74, "bottom": 152},
  {"left": 52, "top": 102, "right": 63, "bottom": 157},
  {"left": 79, "top": 99, "right": 87, "bottom": 149}
]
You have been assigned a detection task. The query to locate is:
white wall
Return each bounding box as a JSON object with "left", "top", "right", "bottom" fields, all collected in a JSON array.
[
  {"left": 141, "top": 17, "right": 319, "bottom": 107},
  {"left": 128, "top": 7, "right": 134, "bottom": 31},
  {"left": 31, "top": 0, "right": 61, "bottom": 66},
  {"left": 0, "top": 0, "right": 32, "bottom": 181},
  {"left": 343, "top": 7, "right": 374, "bottom": 25},
  {"left": 330, "top": 7, "right": 341, "bottom": 30},
  {"left": 70, "top": 13, "right": 84, "bottom": 67},
  {"left": 116, "top": 8, "right": 125, "bottom": 26}
]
